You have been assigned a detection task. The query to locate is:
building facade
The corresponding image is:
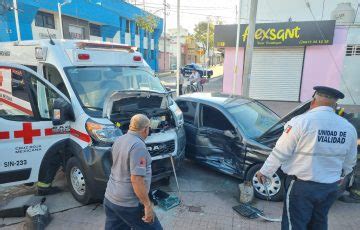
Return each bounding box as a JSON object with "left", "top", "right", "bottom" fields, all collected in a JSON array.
[
  {"left": 215, "top": 20, "right": 360, "bottom": 105},
  {"left": 0, "top": 0, "right": 163, "bottom": 71}
]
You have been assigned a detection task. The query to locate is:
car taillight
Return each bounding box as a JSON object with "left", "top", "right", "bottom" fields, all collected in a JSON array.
[
  {"left": 78, "top": 54, "right": 90, "bottom": 60},
  {"left": 133, "top": 56, "right": 142, "bottom": 62}
]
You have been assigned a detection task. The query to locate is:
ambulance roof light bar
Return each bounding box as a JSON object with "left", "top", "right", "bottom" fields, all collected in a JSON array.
[{"left": 76, "top": 42, "right": 137, "bottom": 53}]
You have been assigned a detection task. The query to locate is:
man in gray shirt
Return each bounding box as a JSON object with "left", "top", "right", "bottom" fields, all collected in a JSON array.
[{"left": 104, "top": 114, "right": 163, "bottom": 230}]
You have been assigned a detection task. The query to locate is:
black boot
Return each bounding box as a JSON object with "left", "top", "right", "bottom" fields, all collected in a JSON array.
[
  {"left": 37, "top": 186, "right": 62, "bottom": 196},
  {"left": 338, "top": 194, "right": 360, "bottom": 203}
]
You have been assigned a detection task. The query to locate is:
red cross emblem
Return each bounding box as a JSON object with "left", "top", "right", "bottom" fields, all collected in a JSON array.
[{"left": 14, "top": 123, "right": 41, "bottom": 144}]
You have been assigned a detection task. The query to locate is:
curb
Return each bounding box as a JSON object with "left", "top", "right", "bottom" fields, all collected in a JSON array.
[{"left": 156, "top": 71, "right": 175, "bottom": 78}]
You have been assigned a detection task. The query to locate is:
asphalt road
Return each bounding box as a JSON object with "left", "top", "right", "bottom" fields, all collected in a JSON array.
[{"left": 160, "top": 73, "right": 223, "bottom": 94}]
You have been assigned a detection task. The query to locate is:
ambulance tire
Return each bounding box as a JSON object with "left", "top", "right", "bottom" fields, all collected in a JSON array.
[
  {"left": 245, "top": 164, "right": 284, "bottom": 202},
  {"left": 66, "top": 157, "right": 94, "bottom": 205}
]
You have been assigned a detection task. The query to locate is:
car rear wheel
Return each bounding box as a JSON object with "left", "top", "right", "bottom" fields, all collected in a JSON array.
[
  {"left": 66, "top": 157, "right": 94, "bottom": 204},
  {"left": 246, "top": 164, "right": 284, "bottom": 201}
]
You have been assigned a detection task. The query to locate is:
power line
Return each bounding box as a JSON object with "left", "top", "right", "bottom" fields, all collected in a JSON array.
[
  {"left": 144, "top": 5, "right": 233, "bottom": 11},
  {"left": 167, "top": 8, "right": 280, "bottom": 22},
  {"left": 134, "top": 2, "right": 234, "bottom": 10}
]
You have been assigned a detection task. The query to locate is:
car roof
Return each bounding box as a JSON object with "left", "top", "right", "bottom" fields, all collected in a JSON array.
[{"left": 177, "top": 92, "right": 253, "bottom": 108}]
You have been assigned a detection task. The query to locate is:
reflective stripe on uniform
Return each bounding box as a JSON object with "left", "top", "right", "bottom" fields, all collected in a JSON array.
[
  {"left": 37, "top": 181, "right": 51, "bottom": 188},
  {"left": 286, "top": 180, "right": 295, "bottom": 230}
]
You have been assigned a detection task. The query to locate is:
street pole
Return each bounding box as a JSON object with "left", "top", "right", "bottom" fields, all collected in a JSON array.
[
  {"left": 12, "top": 0, "right": 21, "bottom": 41},
  {"left": 205, "top": 17, "right": 210, "bottom": 76},
  {"left": 242, "top": 0, "right": 258, "bottom": 97},
  {"left": 232, "top": 1, "right": 241, "bottom": 95},
  {"left": 163, "top": 0, "right": 167, "bottom": 72},
  {"left": 235, "top": 4, "right": 238, "bottom": 24},
  {"left": 58, "top": 3, "right": 64, "bottom": 39},
  {"left": 176, "top": 0, "right": 181, "bottom": 97}
]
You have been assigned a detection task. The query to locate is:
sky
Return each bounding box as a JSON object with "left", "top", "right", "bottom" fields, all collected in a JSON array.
[{"left": 129, "top": 0, "right": 360, "bottom": 33}]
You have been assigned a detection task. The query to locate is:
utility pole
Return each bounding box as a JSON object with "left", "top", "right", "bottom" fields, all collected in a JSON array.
[
  {"left": 176, "top": 0, "right": 181, "bottom": 97},
  {"left": 232, "top": 1, "right": 242, "bottom": 95},
  {"left": 205, "top": 17, "right": 210, "bottom": 77},
  {"left": 58, "top": 3, "right": 64, "bottom": 39},
  {"left": 163, "top": 0, "right": 167, "bottom": 71},
  {"left": 242, "top": 0, "right": 258, "bottom": 97},
  {"left": 235, "top": 4, "right": 238, "bottom": 24},
  {"left": 58, "top": 1, "right": 72, "bottom": 39},
  {"left": 12, "top": 0, "right": 21, "bottom": 41}
]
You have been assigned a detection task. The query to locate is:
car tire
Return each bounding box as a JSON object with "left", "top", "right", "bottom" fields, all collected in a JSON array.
[
  {"left": 245, "top": 164, "right": 284, "bottom": 201},
  {"left": 65, "top": 157, "right": 94, "bottom": 204}
]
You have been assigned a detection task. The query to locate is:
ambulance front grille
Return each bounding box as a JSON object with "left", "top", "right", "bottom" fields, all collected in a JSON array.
[{"left": 147, "top": 140, "right": 175, "bottom": 157}]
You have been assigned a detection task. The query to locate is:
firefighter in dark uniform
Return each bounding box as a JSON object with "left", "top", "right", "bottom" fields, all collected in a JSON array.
[
  {"left": 256, "top": 86, "right": 358, "bottom": 230},
  {"left": 36, "top": 152, "right": 63, "bottom": 196}
]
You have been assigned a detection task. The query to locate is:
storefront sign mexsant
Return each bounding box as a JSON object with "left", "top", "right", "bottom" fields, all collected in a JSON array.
[{"left": 215, "top": 20, "right": 336, "bottom": 47}]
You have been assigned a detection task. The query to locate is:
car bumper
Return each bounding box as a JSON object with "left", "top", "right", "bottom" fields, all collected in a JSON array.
[{"left": 80, "top": 127, "right": 186, "bottom": 199}]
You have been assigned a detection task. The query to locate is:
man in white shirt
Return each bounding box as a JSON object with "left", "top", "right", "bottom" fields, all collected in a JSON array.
[{"left": 256, "top": 86, "right": 358, "bottom": 230}]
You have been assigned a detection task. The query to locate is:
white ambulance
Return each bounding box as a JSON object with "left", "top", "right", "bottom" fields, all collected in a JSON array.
[{"left": 0, "top": 39, "right": 185, "bottom": 204}]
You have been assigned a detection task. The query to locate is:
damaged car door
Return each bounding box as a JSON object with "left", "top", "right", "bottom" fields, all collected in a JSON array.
[
  {"left": 176, "top": 100, "right": 198, "bottom": 157},
  {"left": 196, "top": 104, "right": 245, "bottom": 176}
]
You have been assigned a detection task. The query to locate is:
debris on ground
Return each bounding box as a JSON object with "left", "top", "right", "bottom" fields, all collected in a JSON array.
[{"left": 0, "top": 195, "right": 44, "bottom": 218}]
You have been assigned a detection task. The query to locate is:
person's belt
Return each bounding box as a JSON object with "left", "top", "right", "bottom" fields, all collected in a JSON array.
[{"left": 285, "top": 174, "right": 340, "bottom": 184}]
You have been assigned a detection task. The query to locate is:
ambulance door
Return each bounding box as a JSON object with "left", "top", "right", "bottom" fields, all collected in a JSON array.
[{"left": 0, "top": 64, "right": 71, "bottom": 186}]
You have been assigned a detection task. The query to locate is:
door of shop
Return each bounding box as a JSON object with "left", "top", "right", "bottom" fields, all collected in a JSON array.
[{"left": 249, "top": 47, "right": 305, "bottom": 101}]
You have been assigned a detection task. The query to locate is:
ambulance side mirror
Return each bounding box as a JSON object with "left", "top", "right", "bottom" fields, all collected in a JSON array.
[{"left": 52, "top": 98, "right": 75, "bottom": 126}]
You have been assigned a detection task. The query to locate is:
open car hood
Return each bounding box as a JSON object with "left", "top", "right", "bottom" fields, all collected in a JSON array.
[
  {"left": 102, "top": 90, "right": 171, "bottom": 119},
  {"left": 258, "top": 101, "right": 311, "bottom": 140}
]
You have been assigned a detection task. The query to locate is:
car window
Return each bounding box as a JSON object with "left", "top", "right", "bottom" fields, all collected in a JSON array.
[
  {"left": 177, "top": 100, "right": 197, "bottom": 125},
  {"left": 29, "top": 76, "right": 61, "bottom": 120},
  {"left": 43, "top": 64, "right": 70, "bottom": 99},
  {"left": 0, "top": 67, "right": 35, "bottom": 121},
  {"left": 228, "top": 102, "right": 280, "bottom": 138},
  {"left": 201, "top": 104, "right": 234, "bottom": 131}
]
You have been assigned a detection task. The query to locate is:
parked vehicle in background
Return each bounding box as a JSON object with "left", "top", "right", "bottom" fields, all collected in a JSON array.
[
  {"left": 0, "top": 39, "right": 186, "bottom": 204},
  {"left": 180, "top": 63, "right": 213, "bottom": 77},
  {"left": 176, "top": 93, "right": 359, "bottom": 201}
]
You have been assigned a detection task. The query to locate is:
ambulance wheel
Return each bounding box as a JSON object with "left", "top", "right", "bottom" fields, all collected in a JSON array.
[
  {"left": 66, "top": 157, "right": 93, "bottom": 204},
  {"left": 246, "top": 164, "right": 284, "bottom": 202}
]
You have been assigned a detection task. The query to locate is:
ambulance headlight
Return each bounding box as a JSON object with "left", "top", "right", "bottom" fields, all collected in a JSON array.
[{"left": 86, "top": 120, "right": 122, "bottom": 145}]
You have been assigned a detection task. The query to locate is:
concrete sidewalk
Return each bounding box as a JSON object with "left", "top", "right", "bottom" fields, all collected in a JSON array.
[
  {"left": 1, "top": 161, "right": 360, "bottom": 230},
  {"left": 156, "top": 71, "right": 174, "bottom": 78}
]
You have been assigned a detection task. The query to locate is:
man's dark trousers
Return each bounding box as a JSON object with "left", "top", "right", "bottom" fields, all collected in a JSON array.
[
  {"left": 281, "top": 176, "right": 339, "bottom": 230},
  {"left": 104, "top": 198, "right": 163, "bottom": 230}
]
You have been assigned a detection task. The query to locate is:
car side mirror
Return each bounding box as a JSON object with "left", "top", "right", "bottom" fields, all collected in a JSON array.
[
  {"left": 224, "top": 130, "right": 237, "bottom": 139},
  {"left": 165, "top": 87, "right": 172, "bottom": 92},
  {"left": 52, "top": 98, "right": 75, "bottom": 126}
]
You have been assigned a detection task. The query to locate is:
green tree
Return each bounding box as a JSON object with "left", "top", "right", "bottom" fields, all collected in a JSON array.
[
  {"left": 135, "top": 13, "right": 159, "bottom": 33},
  {"left": 193, "top": 21, "right": 215, "bottom": 54}
]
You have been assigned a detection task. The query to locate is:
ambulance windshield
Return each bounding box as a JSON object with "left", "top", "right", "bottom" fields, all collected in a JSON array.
[{"left": 64, "top": 66, "right": 166, "bottom": 111}]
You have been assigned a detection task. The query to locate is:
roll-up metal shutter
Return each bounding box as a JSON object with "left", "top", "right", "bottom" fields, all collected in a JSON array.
[{"left": 249, "top": 47, "right": 305, "bottom": 101}]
